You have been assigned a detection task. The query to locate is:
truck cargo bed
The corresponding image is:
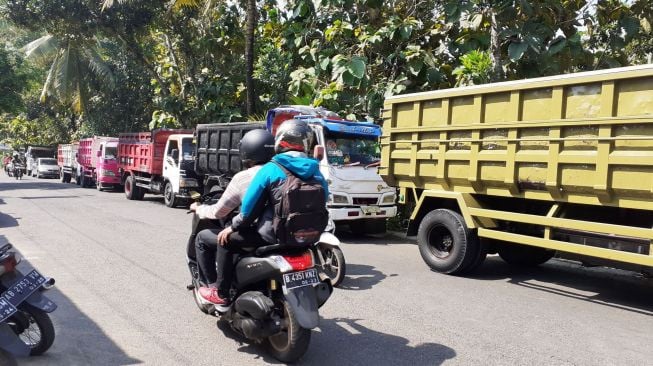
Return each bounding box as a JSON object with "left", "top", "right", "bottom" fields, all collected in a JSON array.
[
  {"left": 119, "top": 129, "right": 193, "bottom": 175},
  {"left": 381, "top": 64, "right": 653, "bottom": 211},
  {"left": 195, "top": 122, "right": 265, "bottom": 178}
]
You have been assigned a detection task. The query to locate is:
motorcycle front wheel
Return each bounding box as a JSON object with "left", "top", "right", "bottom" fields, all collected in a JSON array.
[
  {"left": 9, "top": 305, "right": 55, "bottom": 355},
  {"left": 265, "top": 300, "right": 311, "bottom": 363}
]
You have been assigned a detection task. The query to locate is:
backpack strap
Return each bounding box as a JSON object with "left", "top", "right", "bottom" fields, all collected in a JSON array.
[{"left": 272, "top": 160, "right": 294, "bottom": 178}]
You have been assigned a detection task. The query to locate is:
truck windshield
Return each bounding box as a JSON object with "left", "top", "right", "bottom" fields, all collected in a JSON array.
[
  {"left": 40, "top": 158, "right": 57, "bottom": 165},
  {"left": 324, "top": 132, "right": 380, "bottom": 166},
  {"left": 182, "top": 138, "right": 195, "bottom": 160},
  {"left": 105, "top": 146, "right": 118, "bottom": 159}
]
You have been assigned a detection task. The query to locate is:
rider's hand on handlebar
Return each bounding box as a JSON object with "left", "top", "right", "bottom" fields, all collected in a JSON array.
[{"left": 189, "top": 202, "right": 199, "bottom": 212}]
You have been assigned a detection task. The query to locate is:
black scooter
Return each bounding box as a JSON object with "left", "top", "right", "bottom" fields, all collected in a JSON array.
[
  {"left": 12, "top": 164, "right": 24, "bottom": 180},
  {"left": 0, "top": 243, "right": 57, "bottom": 357},
  {"left": 186, "top": 189, "right": 333, "bottom": 363}
]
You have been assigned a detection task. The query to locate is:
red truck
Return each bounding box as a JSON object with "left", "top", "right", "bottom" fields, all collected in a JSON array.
[
  {"left": 118, "top": 129, "right": 198, "bottom": 207},
  {"left": 77, "top": 137, "right": 121, "bottom": 190}
]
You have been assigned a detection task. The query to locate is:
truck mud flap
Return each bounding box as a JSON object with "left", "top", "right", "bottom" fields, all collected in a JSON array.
[{"left": 285, "top": 286, "right": 319, "bottom": 329}]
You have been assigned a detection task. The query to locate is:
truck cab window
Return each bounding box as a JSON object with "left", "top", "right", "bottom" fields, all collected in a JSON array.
[
  {"left": 181, "top": 138, "right": 195, "bottom": 161},
  {"left": 325, "top": 133, "right": 380, "bottom": 166},
  {"left": 167, "top": 141, "right": 179, "bottom": 163}
]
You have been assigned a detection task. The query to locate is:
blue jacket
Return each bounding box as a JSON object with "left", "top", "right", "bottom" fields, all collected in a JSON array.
[{"left": 231, "top": 152, "right": 329, "bottom": 244}]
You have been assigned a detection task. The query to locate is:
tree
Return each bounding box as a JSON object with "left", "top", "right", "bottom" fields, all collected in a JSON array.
[
  {"left": 0, "top": 46, "right": 28, "bottom": 114},
  {"left": 245, "top": 0, "right": 257, "bottom": 116}
]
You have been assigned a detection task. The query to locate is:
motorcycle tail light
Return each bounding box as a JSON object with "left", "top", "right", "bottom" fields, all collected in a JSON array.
[
  {"left": 282, "top": 251, "right": 314, "bottom": 271},
  {"left": 0, "top": 253, "right": 19, "bottom": 276}
]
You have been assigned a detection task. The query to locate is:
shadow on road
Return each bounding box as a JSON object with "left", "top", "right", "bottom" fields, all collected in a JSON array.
[
  {"left": 20, "top": 195, "right": 92, "bottom": 200},
  {"left": 3, "top": 256, "right": 143, "bottom": 366},
  {"left": 336, "top": 230, "right": 415, "bottom": 246},
  {"left": 338, "top": 263, "right": 394, "bottom": 291},
  {"left": 469, "top": 257, "right": 653, "bottom": 316},
  {"left": 216, "top": 317, "right": 455, "bottom": 365},
  {"left": 0, "top": 180, "right": 78, "bottom": 192},
  {"left": 0, "top": 211, "right": 19, "bottom": 228}
]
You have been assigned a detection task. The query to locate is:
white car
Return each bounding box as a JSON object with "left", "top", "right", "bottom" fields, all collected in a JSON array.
[{"left": 34, "top": 158, "right": 60, "bottom": 179}]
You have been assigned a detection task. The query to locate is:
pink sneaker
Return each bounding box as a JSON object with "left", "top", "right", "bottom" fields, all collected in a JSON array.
[{"left": 198, "top": 287, "right": 228, "bottom": 305}]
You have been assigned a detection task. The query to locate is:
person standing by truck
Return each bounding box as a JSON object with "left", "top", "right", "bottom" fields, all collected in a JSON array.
[{"left": 189, "top": 129, "right": 275, "bottom": 305}]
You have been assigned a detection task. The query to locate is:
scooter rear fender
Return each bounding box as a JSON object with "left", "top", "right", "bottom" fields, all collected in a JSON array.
[{"left": 285, "top": 286, "right": 319, "bottom": 329}]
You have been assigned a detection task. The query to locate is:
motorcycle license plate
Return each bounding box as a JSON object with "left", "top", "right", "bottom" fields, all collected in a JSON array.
[
  {"left": 0, "top": 270, "right": 47, "bottom": 321},
  {"left": 282, "top": 268, "right": 319, "bottom": 290}
]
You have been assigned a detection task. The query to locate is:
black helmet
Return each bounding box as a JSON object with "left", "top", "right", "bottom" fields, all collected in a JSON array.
[
  {"left": 239, "top": 128, "right": 275, "bottom": 166},
  {"left": 274, "top": 119, "right": 314, "bottom": 154}
]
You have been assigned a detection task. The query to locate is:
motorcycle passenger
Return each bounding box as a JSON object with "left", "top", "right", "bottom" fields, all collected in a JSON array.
[
  {"left": 190, "top": 129, "right": 275, "bottom": 305},
  {"left": 215, "top": 119, "right": 329, "bottom": 300}
]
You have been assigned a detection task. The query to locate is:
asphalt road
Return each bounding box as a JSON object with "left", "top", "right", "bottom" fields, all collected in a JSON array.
[{"left": 0, "top": 173, "right": 652, "bottom": 366}]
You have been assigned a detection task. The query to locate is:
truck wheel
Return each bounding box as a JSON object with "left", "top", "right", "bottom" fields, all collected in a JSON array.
[
  {"left": 164, "top": 182, "right": 179, "bottom": 208},
  {"left": 96, "top": 182, "right": 102, "bottom": 191},
  {"left": 59, "top": 171, "right": 65, "bottom": 183},
  {"left": 498, "top": 245, "right": 555, "bottom": 267},
  {"left": 65, "top": 173, "right": 71, "bottom": 183},
  {"left": 417, "top": 209, "right": 480, "bottom": 275},
  {"left": 80, "top": 172, "right": 87, "bottom": 187},
  {"left": 125, "top": 176, "right": 142, "bottom": 200}
]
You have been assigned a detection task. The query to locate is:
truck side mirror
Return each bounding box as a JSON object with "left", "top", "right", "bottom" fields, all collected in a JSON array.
[
  {"left": 313, "top": 145, "right": 325, "bottom": 161},
  {"left": 171, "top": 149, "right": 179, "bottom": 163},
  {"left": 96, "top": 150, "right": 102, "bottom": 157}
]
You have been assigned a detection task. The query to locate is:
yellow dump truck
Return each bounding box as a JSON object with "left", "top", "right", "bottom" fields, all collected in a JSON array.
[{"left": 380, "top": 64, "right": 653, "bottom": 275}]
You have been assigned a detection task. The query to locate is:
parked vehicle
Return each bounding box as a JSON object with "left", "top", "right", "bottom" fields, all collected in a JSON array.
[
  {"left": 196, "top": 108, "right": 397, "bottom": 234},
  {"left": 380, "top": 64, "right": 653, "bottom": 275},
  {"left": 0, "top": 243, "right": 57, "bottom": 357},
  {"left": 77, "top": 137, "right": 120, "bottom": 190},
  {"left": 186, "top": 190, "right": 333, "bottom": 363},
  {"left": 267, "top": 107, "right": 397, "bottom": 234},
  {"left": 33, "top": 158, "right": 59, "bottom": 179},
  {"left": 57, "top": 143, "right": 79, "bottom": 184},
  {"left": 118, "top": 129, "right": 199, "bottom": 207},
  {"left": 25, "top": 146, "right": 55, "bottom": 177}
]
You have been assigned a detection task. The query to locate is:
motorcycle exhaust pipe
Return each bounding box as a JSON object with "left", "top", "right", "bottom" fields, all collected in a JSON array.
[{"left": 41, "top": 277, "right": 55, "bottom": 290}]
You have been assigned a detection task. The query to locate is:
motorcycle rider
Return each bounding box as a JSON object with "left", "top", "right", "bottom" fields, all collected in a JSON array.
[
  {"left": 215, "top": 119, "right": 329, "bottom": 297},
  {"left": 189, "top": 129, "right": 275, "bottom": 305}
]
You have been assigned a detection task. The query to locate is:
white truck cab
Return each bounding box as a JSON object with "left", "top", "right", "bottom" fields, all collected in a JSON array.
[
  {"left": 162, "top": 134, "right": 199, "bottom": 206},
  {"left": 267, "top": 106, "right": 397, "bottom": 234}
]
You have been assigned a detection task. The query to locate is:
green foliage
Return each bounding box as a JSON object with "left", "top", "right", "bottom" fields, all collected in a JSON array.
[
  {"left": 453, "top": 50, "right": 493, "bottom": 86},
  {"left": 2, "top": 0, "right": 653, "bottom": 147}
]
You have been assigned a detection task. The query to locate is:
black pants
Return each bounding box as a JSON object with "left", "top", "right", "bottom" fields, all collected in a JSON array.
[{"left": 195, "top": 227, "right": 267, "bottom": 297}]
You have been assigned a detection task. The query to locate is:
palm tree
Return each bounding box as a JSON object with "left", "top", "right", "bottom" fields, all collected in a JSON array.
[
  {"left": 23, "top": 35, "right": 115, "bottom": 115},
  {"left": 245, "top": 0, "right": 257, "bottom": 116}
]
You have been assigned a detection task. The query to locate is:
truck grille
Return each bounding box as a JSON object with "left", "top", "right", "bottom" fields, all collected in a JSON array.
[{"left": 353, "top": 197, "right": 378, "bottom": 205}]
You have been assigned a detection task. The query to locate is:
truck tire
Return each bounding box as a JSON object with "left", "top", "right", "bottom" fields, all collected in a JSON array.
[
  {"left": 65, "top": 173, "right": 71, "bottom": 183},
  {"left": 80, "top": 171, "right": 87, "bottom": 187},
  {"left": 59, "top": 170, "right": 65, "bottom": 183},
  {"left": 417, "top": 209, "right": 480, "bottom": 275},
  {"left": 125, "top": 176, "right": 143, "bottom": 200},
  {"left": 164, "top": 182, "right": 179, "bottom": 208},
  {"left": 498, "top": 245, "right": 555, "bottom": 267}
]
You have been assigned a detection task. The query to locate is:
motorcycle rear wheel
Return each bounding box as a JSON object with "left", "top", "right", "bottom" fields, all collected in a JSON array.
[
  {"left": 265, "top": 300, "right": 311, "bottom": 363},
  {"left": 316, "top": 245, "right": 346, "bottom": 287},
  {"left": 9, "top": 305, "right": 55, "bottom": 356}
]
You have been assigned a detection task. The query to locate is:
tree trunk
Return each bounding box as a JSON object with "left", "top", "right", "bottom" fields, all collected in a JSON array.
[
  {"left": 489, "top": 10, "right": 504, "bottom": 81},
  {"left": 245, "top": 0, "right": 257, "bottom": 116}
]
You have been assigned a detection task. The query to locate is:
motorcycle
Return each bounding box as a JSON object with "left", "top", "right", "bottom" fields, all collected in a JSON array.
[
  {"left": 186, "top": 190, "right": 333, "bottom": 363},
  {"left": 0, "top": 243, "right": 57, "bottom": 357},
  {"left": 12, "top": 164, "right": 24, "bottom": 180}
]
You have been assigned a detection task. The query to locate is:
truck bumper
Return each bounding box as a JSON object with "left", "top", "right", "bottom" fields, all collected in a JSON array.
[
  {"left": 329, "top": 206, "right": 397, "bottom": 221},
  {"left": 97, "top": 176, "right": 121, "bottom": 185}
]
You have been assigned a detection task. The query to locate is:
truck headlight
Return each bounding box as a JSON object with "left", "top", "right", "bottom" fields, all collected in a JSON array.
[
  {"left": 179, "top": 179, "right": 198, "bottom": 188},
  {"left": 332, "top": 194, "right": 348, "bottom": 204},
  {"left": 382, "top": 194, "right": 396, "bottom": 204}
]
